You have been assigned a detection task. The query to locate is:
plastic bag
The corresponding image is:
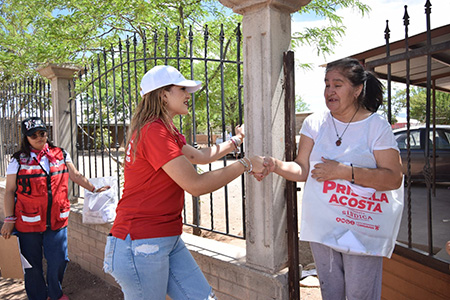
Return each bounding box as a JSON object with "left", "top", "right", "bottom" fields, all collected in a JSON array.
[
  {"left": 82, "top": 176, "right": 118, "bottom": 224},
  {"left": 299, "top": 162, "right": 404, "bottom": 258}
]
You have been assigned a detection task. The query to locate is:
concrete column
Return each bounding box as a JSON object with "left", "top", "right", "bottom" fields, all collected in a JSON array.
[
  {"left": 37, "top": 64, "right": 80, "bottom": 198},
  {"left": 219, "top": 0, "right": 311, "bottom": 272},
  {"left": 37, "top": 64, "right": 79, "bottom": 153}
]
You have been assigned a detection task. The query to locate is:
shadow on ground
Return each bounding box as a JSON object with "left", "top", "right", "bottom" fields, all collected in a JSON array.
[{"left": 0, "top": 261, "right": 123, "bottom": 300}]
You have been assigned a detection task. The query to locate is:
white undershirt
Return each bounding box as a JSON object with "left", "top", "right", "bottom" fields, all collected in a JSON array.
[
  {"left": 6, "top": 150, "right": 72, "bottom": 175},
  {"left": 300, "top": 111, "right": 399, "bottom": 169}
]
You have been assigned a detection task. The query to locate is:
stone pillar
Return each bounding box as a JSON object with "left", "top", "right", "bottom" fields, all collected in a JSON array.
[
  {"left": 37, "top": 64, "right": 79, "bottom": 152},
  {"left": 219, "top": 0, "right": 311, "bottom": 272},
  {"left": 37, "top": 64, "right": 80, "bottom": 198}
]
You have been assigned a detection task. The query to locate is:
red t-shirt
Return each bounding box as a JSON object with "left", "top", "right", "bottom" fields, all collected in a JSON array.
[{"left": 110, "top": 120, "right": 186, "bottom": 240}]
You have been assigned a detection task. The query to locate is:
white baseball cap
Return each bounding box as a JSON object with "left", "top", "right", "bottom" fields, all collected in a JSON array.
[{"left": 140, "top": 65, "right": 202, "bottom": 97}]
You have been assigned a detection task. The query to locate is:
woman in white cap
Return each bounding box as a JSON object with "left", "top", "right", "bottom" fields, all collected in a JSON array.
[
  {"left": 1, "top": 117, "right": 109, "bottom": 300},
  {"left": 103, "top": 65, "right": 264, "bottom": 299}
]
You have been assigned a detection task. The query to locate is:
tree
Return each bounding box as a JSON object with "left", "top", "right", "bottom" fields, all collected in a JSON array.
[
  {"left": 0, "top": 0, "right": 238, "bottom": 80},
  {"left": 293, "top": 0, "right": 370, "bottom": 59},
  {"left": 409, "top": 87, "right": 450, "bottom": 125},
  {"left": 0, "top": 0, "right": 371, "bottom": 137},
  {"left": 296, "top": 95, "right": 310, "bottom": 112},
  {"left": 1, "top": 0, "right": 370, "bottom": 79},
  {"left": 389, "top": 86, "right": 450, "bottom": 125},
  {"left": 379, "top": 85, "right": 407, "bottom": 124}
]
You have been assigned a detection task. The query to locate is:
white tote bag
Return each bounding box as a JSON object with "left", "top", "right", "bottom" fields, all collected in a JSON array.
[
  {"left": 299, "top": 167, "right": 404, "bottom": 258},
  {"left": 82, "top": 176, "right": 118, "bottom": 224}
]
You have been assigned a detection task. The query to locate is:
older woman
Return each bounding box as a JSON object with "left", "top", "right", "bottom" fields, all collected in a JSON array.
[
  {"left": 259, "top": 58, "right": 403, "bottom": 300},
  {"left": 1, "top": 117, "right": 109, "bottom": 300}
]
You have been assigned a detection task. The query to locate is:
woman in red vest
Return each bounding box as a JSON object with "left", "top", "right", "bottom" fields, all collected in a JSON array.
[{"left": 1, "top": 117, "right": 109, "bottom": 300}]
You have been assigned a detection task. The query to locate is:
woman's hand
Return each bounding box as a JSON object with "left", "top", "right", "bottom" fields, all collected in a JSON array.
[
  {"left": 263, "top": 156, "right": 277, "bottom": 174},
  {"left": 248, "top": 155, "right": 265, "bottom": 174},
  {"left": 310, "top": 157, "right": 347, "bottom": 182},
  {"left": 95, "top": 185, "right": 111, "bottom": 193},
  {"left": 1, "top": 222, "right": 14, "bottom": 239},
  {"left": 235, "top": 124, "right": 245, "bottom": 140},
  {"left": 251, "top": 156, "right": 275, "bottom": 181}
]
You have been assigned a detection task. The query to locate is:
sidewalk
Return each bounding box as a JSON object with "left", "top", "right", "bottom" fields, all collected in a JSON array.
[{"left": 0, "top": 263, "right": 321, "bottom": 300}]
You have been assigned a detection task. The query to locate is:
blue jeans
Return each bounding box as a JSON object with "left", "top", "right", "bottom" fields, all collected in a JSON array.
[
  {"left": 16, "top": 227, "right": 69, "bottom": 300},
  {"left": 104, "top": 234, "right": 216, "bottom": 300}
]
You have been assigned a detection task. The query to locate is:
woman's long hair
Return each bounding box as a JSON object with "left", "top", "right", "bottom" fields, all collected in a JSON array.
[
  {"left": 326, "top": 57, "right": 384, "bottom": 112},
  {"left": 12, "top": 134, "right": 55, "bottom": 160},
  {"left": 127, "top": 85, "right": 175, "bottom": 162}
]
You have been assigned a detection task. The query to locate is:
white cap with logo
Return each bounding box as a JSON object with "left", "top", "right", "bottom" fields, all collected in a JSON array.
[{"left": 140, "top": 65, "right": 202, "bottom": 97}]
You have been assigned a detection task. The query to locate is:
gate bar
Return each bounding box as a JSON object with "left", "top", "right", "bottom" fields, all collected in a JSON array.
[{"left": 283, "top": 50, "right": 300, "bottom": 299}]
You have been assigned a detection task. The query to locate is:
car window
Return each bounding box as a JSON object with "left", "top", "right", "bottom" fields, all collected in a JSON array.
[
  {"left": 395, "top": 130, "right": 420, "bottom": 149},
  {"left": 431, "top": 129, "right": 450, "bottom": 149},
  {"left": 395, "top": 133, "right": 407, "bottom": 149}
]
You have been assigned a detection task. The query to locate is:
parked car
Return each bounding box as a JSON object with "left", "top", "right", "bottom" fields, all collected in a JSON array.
[{"left": 393, "top": 125, "right": 450, "bottom": 182}]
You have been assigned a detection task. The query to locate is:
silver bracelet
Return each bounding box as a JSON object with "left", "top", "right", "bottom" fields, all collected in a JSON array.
[
  {"left": 238, "top": 157, "right": 252, "bottom": 174},
  {"left": 238, "top": 158, "right": 249, "bottom": 171},
  {"left": 243, "top": 157, "right": 252, "bottom": 173},
  {"left": 230, "top": 136, "right": 242, "bottom": 148}
]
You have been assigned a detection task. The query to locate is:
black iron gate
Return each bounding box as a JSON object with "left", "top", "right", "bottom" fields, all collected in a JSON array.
[
  {"left": 68, "top": 24, "right": 246, "bottom": 239},
  {"left": 356, "top": 1, "right": 450, "bottom": 274},
  {"left": 0, "top": 78, "right": 52, "bottom": 176}
]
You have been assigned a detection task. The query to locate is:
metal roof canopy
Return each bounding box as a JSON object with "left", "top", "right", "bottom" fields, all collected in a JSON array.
[{"left": 349, "top": 24, "right": 450, "bottom": 94}]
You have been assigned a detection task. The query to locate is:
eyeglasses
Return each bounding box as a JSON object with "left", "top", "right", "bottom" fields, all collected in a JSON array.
[{"left": 29, "top": 131, "right": 47, "bottom": 139}]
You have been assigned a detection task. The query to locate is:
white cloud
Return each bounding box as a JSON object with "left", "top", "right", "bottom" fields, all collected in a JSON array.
[{"left": 292, "top": 0, "right": 450, "bottom": 113}]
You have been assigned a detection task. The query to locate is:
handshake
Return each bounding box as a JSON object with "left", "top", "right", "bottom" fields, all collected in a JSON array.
[{"left": 242, "top": 156, "right": 276, "bottom": 181}]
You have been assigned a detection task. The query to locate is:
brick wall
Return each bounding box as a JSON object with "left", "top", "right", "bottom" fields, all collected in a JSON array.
[
  {"left": 67, "top": 203, "right": 117, "bottom": 287},
  {"left": 68, "top": 202, "right": 290, "bottom": 299},
  {"left": 183, "top": 234, "right": 289, "bottom": 300}
]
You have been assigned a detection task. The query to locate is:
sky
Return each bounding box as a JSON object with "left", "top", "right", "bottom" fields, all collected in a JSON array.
[{"left": 291, "top": 0, "right": 450, "bottom": 114}]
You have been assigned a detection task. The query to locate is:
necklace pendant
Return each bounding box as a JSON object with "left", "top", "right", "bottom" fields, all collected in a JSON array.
[{"left": 336, "top": 139, "right": 342, "bottom": 146}]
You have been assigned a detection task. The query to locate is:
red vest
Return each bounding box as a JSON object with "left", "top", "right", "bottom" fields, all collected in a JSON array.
[{"left": 14, "top": 147, "right": 70, "bottom": 232}]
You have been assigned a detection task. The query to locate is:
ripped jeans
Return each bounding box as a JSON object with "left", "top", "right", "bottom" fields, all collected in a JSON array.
[{"left": 104, "top": 234, "right": 217, "bottom": 300}]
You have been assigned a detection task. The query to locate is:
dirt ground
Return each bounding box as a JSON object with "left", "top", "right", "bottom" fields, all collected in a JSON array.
[
  {"left": 1, "top": 251, "right": 321, "bottom": 300},
  {"left": 0, "top": 261, "right": 124, "bottom": 300}
]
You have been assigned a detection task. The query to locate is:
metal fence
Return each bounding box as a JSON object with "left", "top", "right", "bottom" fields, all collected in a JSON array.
[
  {"left": 0, "top": 78, "right": 52, "bottom": 175},
  {"left": 68, "top": 24, "right": 245, "bottom": 238},
  {"left": 361, "top": 2, "right": 450, "bottom": 273}
]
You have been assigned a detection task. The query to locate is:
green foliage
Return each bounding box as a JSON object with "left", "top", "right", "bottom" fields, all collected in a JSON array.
[
  {"left": 293, "top": 0, "right": 370, "bottom": 59},
  {"left": 379, "top": 86, "right": 407, "bottom": 123},
  {"left": 0, "top": 0, "right": 372, "bottom": 135},
  {"left": 388, "top": 86, "right": 450, "bottom": 125},
  {"left": 0, "top": 0, "right": 371, "bottom": 79},
  {"left": 295, "top": 95, "right": 310, "bottom": 112},
  {"left": 0, "top": 0, "right": 240, "bottom": 80},
  {"left": 409, "top": 87, "right": 450, "bottom": 125}
]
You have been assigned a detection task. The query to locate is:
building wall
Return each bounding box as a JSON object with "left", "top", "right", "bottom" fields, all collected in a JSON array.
[
  {"left": 382, "top": 253, "right": 450, "bottom": 300},
  {"left": 295, "top": 112, "right": 313, "bottom": 135}
]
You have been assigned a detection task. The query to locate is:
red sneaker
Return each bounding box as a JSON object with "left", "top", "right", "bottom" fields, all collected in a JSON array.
[{"left": 58, "top": 295, "right": 69, "bottom": 300}]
